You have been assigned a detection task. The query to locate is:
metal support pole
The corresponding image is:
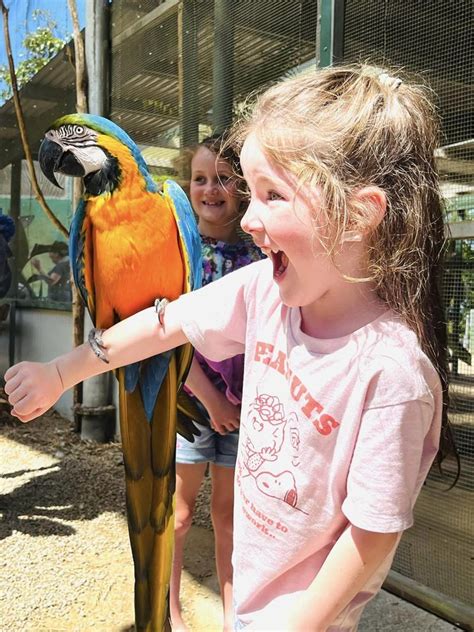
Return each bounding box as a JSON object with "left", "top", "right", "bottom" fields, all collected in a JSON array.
[
  {"left": 178, "top": 0, "right": 199, "bottom": 147},
  {"left": 317, "top": 0, "right": 345, "bottom": 67},
  {"left": 86, "top": 0, "right": 110, "bottom": 116},
  {"left": 317, "top": 0, "right": 333, "bottom": 68},
  {"left": 332, "top": 0, "right": 345, "bottom": 63},
  {"left": 80, "top": 0, "right": 115, "bottom": 441},
  {"left": 8, "top": 160, "right": 21, "bottom": 367},
  {"left": 385, "top": 571, "right": 474, "bottom": 631},
  {"left": 212, "top": 0, "right": 234, "bottom": 134}
]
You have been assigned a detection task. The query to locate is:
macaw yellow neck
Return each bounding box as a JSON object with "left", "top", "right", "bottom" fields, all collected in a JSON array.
[{"left": 86, "top": 134, "right": 155, "bottom": 230}]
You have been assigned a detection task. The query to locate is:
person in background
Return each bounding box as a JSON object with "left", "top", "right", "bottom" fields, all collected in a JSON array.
[
  {"left": 0, "top": 214, "right": 15, "bottom": 300},
  {"left": 31, "top": 240, "right": 72, "bottom": 302},
  {"left": 171, "top": 134, "right": 263, "bottom": 631}
]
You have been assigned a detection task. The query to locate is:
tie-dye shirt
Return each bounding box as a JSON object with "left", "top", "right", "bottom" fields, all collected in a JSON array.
[
  {"left": 201, "top": 234, "right": 263, "bottom": 287},
  {"left": 194, "top": 234, "right": 263, "bottom": 404}
]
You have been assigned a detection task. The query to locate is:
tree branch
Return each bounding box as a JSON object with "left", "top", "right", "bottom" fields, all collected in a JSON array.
[
  {"left": 67, "top": 0, "right": 87, "bottom": 430},
  {"left": 67, "top": 0, "right": 87, "bottom": 113}
]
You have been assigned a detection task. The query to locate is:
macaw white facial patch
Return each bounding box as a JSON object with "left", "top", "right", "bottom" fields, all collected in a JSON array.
[
  {"left": 47, "top": 126, "right": 108, "bottom": 175},
  {"left": 73, "top": 145, "right": 108, "bottom": 175}
]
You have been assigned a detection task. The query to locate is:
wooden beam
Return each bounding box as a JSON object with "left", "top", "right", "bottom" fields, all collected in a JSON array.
[
  {"left": 116, "top": 99, "right": 179, "bottom": 121},
  {"left": 437, "top": 157, "right": 474, "bottom": 177},
  {"left": 447, "top": 221, "right": 474, "bottom": 240},
  {"left": 178, "top": 0, "right": 199, "bottom": 147},
  {"left": 0, "top": 113, "right": 17, "bottom": 129},
  {"left": 111, "top": 0, "right": 179, "bottom": 49},
  {"left": 20, "top": 83, "right": 71, "bottom": 103},
  {"left": 384, "top": 570, "right": 474, "bottom": 631},
  {"left": 0, "top": 95, "right": 76, "bottom": 169}
]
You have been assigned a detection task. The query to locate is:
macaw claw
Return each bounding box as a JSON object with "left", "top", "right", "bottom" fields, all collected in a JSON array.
[
  {"left": 88, "top": 328, "right": 110, "bottom": 364},
  {"left": 154, "top": 298, "right": 169, "bottom": 326}
]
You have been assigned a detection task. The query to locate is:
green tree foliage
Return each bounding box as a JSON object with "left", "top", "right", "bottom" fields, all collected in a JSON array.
[{"left": 0, "top": 9, "right": 66, "bottom": 102}]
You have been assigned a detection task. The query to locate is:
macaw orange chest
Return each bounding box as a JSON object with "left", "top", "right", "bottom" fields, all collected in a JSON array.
[{"left": 87, "top": 189, "right": 185, "bottom": 328}]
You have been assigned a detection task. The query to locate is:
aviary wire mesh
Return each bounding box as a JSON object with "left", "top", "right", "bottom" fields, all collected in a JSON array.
[
  {"left": 110, "top": 0, "right": 318, "bottom": 177},
  {"left": 343, "top": 0, "right": 473, "bottom": 612}
]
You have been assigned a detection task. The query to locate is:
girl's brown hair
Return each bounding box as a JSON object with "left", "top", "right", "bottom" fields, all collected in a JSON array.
[
  {"left": 230, "top": 64, "right": 455, "bottom": 466},
  {"left": 174, "top": 132, "right": 243, "bottom": 197},
  {"left": 175, "top": 132, "right": 250, "bottom": 232}
]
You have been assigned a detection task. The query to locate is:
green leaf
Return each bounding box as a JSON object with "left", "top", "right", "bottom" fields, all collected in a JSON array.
[{"left": 1, "top": 9, "right": 66, "bottom": 99}]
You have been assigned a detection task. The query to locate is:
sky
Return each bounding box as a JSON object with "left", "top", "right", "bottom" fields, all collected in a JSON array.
[{"left": 0, "top": 0, "right": 85, "bottom": 77}]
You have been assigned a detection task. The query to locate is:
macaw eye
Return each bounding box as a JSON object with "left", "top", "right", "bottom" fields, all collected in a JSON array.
[{"left": 74, "top": 125, "right": 84, "bottom": 135}]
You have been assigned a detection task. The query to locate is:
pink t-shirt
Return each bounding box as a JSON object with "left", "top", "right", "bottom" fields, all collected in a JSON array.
[{"left": 175, "top": 259, "right": 442, "bottom": 631}]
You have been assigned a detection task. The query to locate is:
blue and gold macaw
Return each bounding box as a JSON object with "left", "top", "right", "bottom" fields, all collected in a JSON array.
[{"left": 38, "top": 114, "right": 203, "bottom": 632}]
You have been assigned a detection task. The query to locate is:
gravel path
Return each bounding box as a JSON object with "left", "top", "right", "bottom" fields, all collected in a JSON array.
[{"left": 0, "top": 405, "right": 218, "bottom": 631}]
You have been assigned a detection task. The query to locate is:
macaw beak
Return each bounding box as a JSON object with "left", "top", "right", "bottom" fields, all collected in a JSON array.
[{"left": 38, "top": 137, "right": 86, "bottom": 189}]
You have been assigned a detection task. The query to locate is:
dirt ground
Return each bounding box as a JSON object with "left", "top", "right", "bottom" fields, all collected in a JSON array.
[{"left": 0, "top": 407, "right": 222, "bottom": 632}]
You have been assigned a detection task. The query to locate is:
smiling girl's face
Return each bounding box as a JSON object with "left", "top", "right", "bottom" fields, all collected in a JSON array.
[{"left": 190, "top": 146, "right": 242, "bottom": 241}]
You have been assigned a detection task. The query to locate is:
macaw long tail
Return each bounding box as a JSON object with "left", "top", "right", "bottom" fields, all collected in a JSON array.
[
  {"left": 149, "top": 355, "right": 177, "bottom": 631},
  {"left": 119, "top": 358, "right": 177, "bottom": 632}
]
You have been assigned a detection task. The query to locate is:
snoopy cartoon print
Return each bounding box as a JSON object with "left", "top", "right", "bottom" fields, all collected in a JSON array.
[
  {"left": 255, "top": 470, "right": 299, "bottom": 508},
  {"left": 245, "top": 394, "right": 287, "bottom": 469}
]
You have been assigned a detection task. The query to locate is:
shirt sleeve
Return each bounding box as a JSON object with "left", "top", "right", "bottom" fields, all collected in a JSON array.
[
  {"left": 342, "top": 399, "right": 439, "bottom": 533},
  {"left": 173, "top": 261, "right": 261, "bottom": 361}
]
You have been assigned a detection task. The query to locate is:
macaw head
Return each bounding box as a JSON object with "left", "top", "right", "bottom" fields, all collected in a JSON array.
[{"left": 38, "top": 113, "right": 157, "bottom": 196}]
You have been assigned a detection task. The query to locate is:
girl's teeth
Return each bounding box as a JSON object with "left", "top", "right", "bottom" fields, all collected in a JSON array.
[{"left": 273, "top": 250, "right": 288, "bottom": 277}]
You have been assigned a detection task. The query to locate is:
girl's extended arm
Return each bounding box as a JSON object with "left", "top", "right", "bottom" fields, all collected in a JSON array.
[
  {"left": 186, "top": 357, "right": 240, "bottom": 434},
  {"left": 4, "top": 301, "right": 188, "bottom": 423},
  {"left": 286, "top": 525, "right": 399, "bottom": 631}
]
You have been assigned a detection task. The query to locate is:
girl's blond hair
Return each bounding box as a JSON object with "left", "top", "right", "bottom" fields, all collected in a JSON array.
[{"left": 230, "top": 64, "right": 454, "bottom": 466}]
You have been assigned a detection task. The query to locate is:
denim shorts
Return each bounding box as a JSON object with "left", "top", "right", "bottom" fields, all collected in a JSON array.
[{"left": 176, "top": 419, "right": 239, "bottom": 468}]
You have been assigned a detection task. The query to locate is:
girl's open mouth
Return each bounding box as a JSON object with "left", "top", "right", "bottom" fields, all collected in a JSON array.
[
  {"left": 202, "top": 200, "right": 224, "bottom": 207},
  {"left": 271, "top": 250, "right": 289, "bottom": 278}
]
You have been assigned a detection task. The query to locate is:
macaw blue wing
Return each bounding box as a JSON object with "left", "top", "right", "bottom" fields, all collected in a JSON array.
[
  {"left": 69, "top": 198, "right": 95, "bottom": 322},
  {"left": 164, "top": 180, "right": 202, "bottom": 293},
  {"left": 125, "top": 181, "right": 201, "bottom": 422}
]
